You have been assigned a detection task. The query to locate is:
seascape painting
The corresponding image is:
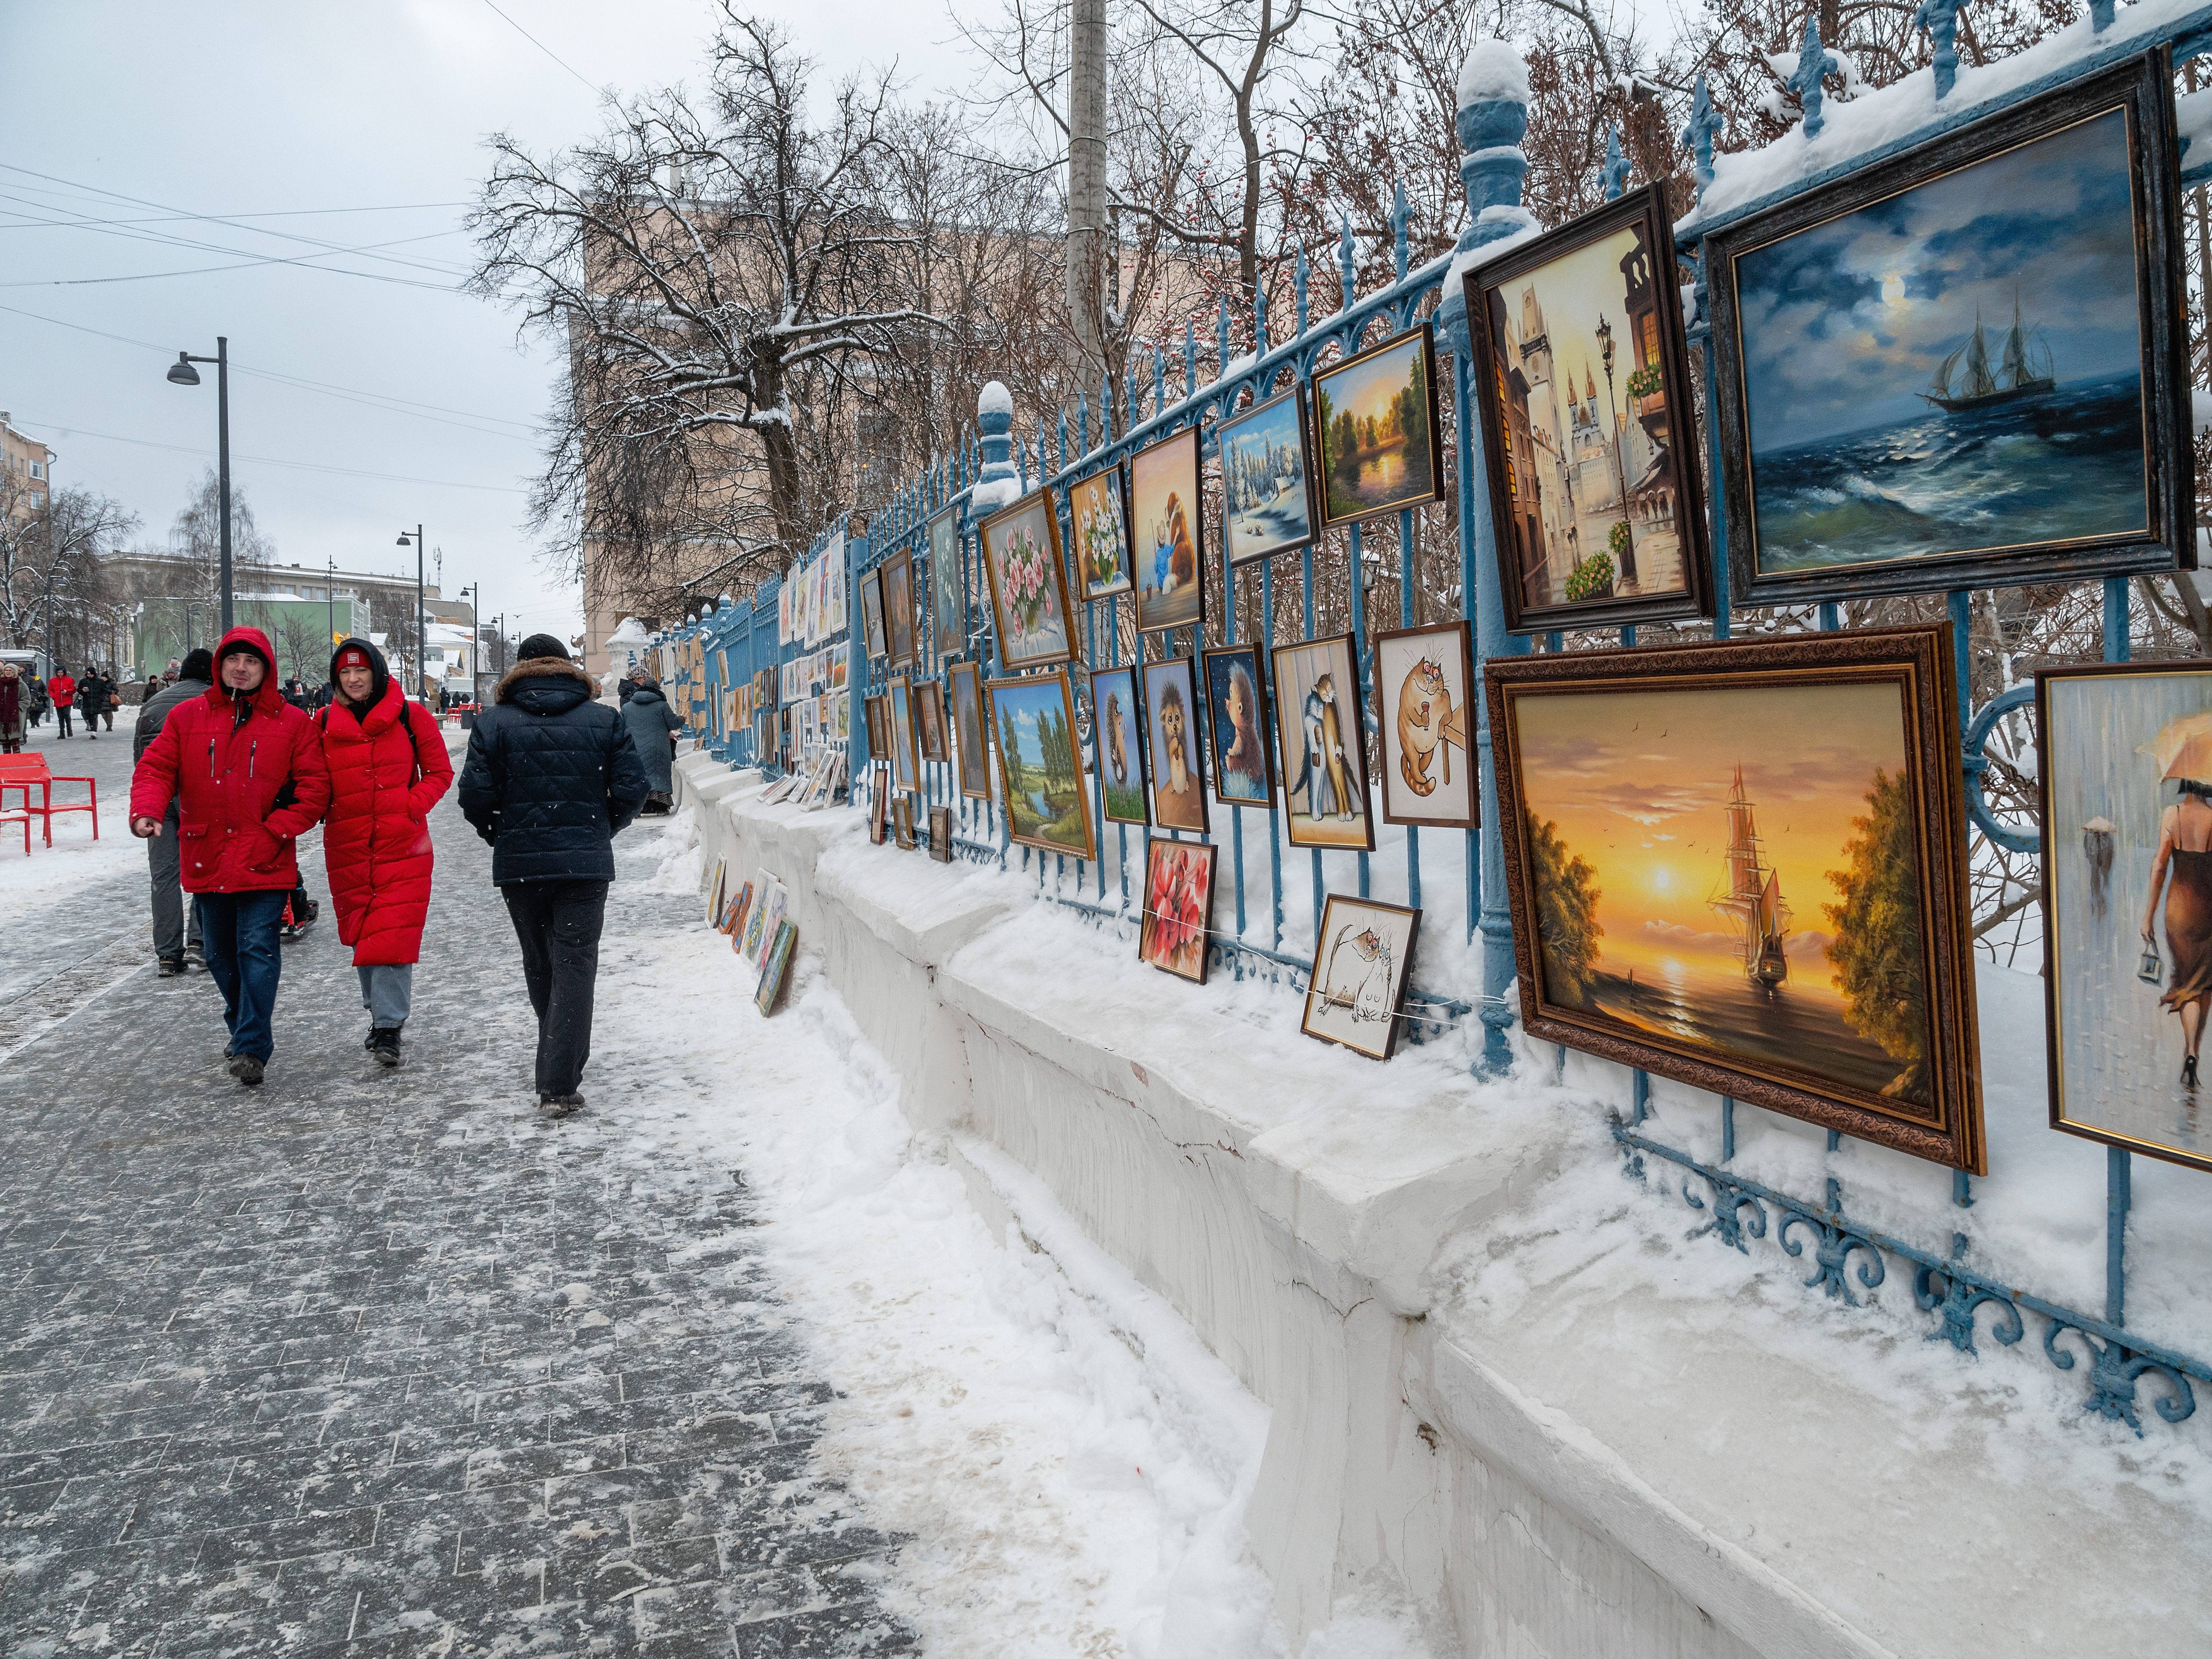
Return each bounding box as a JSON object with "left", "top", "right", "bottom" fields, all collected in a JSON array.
[
  {"left": 1141, "top": 655, "right": 1210, "bottom": 835},
  {"left": 1733, "top": 109, "right": 2148, "bottom": 579},
  {"left": 1068, "top": 466, "right": 1133, "bottom": 598},
  {"left": 1219, "top": 389, "right": 1313, "bottom": 564},
  {"left": 1140, "top": 839, "right": 1216, "bottom": 984},
  {"left": 949, "top": 662, "right": 992, "bottom": 800},
  {"left": 1312, "top": 326, "right": 1441, "bottom": 527},
  {"left": 928, "top": 508, "right": 964, "bottom": 656},
  {"left": 1270, "top": 634, "right": 1374, "bottom": 851},
  {"left": 981, "top": 491, "right": 1076, "bottom": 669},
  {"left": 1302, "top": 896, "right": 1420, "bottom": 1061},
  {"left": 989, "top": 672, "right": 1095, "bottom": 859},
  {"left": 1089, "top": 665, "right": 1148, "bottom": 824},
  {"left": 1201, "top": 645, "right": 1273, "bottom": 806},
  {"left": 1375, "top": 621, "right": 1475, "bottom": 828},
  {"left": 1509, "top": 678, "right": 1938, "bottom": 1114},
  {"left": 2042, "top": 664, "right": 2212, "bottom": 1173},
  {"left": 1129, "top": 429, "right": 1206, "bottom": 634}
]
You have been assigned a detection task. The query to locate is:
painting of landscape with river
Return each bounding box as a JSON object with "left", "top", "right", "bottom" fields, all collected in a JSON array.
[
  {"left": 988, "top": 671, "right": 1094, "bottom": 860},
  {"left": 1502, "top": 672, "right": 1947, "bottom": 1124},
  {"left": 1313, "top": 324, "right": 1441, "bottom": 526}
]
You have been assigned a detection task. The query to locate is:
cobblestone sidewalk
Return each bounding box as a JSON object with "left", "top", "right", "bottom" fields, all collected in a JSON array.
[{"left": 0, "top": 776, "right": 918, "bottom": 1657}]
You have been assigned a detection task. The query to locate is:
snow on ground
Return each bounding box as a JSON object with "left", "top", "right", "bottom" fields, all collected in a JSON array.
[
  {"left": 0, "top": 732, "right": 139, "bottom": 905},
  {"left": 590, "top": 812, "right": 1298, "bottom": 1659}
]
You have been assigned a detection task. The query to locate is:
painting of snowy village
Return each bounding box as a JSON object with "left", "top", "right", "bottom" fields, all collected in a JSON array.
[
  {"left": 1471, "top": 186, "right": 1702, "bottom": 632},
  {"left": 1312, "top": 326, "right": 1441, "bottom": 527},
  {"left": 1218, "top": 387, "right": 1314, "bottom": 564},
  {"left": 2040, "top": 662, "right": 2212, "bottom": 1173},
  {"left": 1492, "top": 638, "right": 1983, "bottom": 1165},
  {"left": 1728, "top": 107, "right": 2151, "bottom": 588}
]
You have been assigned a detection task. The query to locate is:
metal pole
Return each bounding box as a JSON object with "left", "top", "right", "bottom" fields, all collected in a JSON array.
[
  {"left": 217, "top": 337, "right": 233, "bottom": 632},
  {"left": 414, "top": 523, "right": 425, "bottom": 703}
]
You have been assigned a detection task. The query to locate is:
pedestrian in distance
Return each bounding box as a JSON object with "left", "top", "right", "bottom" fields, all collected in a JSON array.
[
  {"left": 0, "top": 663, "right": 24, "bottom": 754},
  {"left": 25, "top": 670, "right": 47, "bottom": 729},
  {"left": 128, "top": 627, "right": 331, "bottom": 1086},
  {"left": 457, "top": 634, "right": 649, "bottom": 1116},
  {"left": 314, "top": 638, "right": 452, "bottom": 1067},
  {"left": 78, "top": 666, "right": 115, "bottom": 736},
  {"left": 48, "top": 665, "right": 75, "bottom": 737},
  {"left": 135, "top": 648, "right": 216, "bottom": 975},
  {"left": 620, "top": 669, "right": 681, "bottom": 816}
]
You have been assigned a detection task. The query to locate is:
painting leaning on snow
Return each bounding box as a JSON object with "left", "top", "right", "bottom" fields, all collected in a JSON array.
[
  {"left": 1708, "top": 55, "right": 2192, "bottom": 602},
  {"left": 2040, "top": 661, "right": 2212, "bottom": 1174}
]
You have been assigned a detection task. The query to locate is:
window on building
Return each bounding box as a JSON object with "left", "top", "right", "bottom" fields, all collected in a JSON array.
[{"left": 28, "top": 462, "right": 43, "bottom": 480}]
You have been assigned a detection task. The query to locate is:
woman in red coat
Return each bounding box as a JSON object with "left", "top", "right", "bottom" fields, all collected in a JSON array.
[{"left": 318, "top": 637, "right": 453, "bottom": 1066}]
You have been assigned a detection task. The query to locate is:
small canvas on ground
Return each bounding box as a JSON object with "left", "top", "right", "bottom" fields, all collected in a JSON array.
[{"left": 756, "top": 920, "right": 797, "bottom": 1014}]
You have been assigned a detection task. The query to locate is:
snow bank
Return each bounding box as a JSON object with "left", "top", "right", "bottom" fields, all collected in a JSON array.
[{"left": 1455, "top": 39, "right": 1531, "bottom": 111}]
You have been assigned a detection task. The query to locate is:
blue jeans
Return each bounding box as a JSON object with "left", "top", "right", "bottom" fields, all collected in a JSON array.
[
  {"left": 357, "top": 964, "right": 413, "bottom": 1030},
  {"left": 197, "top": 891, "right": 287, "bottom": 1062}
]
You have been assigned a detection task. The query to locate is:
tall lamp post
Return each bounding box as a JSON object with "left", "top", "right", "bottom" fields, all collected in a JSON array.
[
  {"left": 1595, "top": 315, "right": 1637, "bottom": 591},
  {"left": 166, "top": 339, "right": 234, "bottom": 631},
  {"left": 396, "top": 525, "right": 425, "bottom": 700},
  {"left": 458, "top": 584, "right": 481, "bottom": 704}
]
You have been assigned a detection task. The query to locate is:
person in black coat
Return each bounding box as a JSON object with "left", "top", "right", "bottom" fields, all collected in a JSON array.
[
  {"left": 78, "top": 667, "right": 116, "bottom": 737},
  {"left": 457, "top": 633, "right": 650, "bottom": 1115}
]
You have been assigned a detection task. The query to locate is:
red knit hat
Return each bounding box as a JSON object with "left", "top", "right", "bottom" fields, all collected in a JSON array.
[{"left": 336, "top": 646, "right": 372, "bottom": 671}]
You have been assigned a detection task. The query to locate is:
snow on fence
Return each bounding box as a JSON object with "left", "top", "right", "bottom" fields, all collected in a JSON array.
[{"left": 661, "top": 3, "right": 2212, "bottom": 1438}]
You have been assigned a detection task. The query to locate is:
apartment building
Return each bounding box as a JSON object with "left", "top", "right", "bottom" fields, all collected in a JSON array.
[{"left": 0, "top": 411, "right": 53, "bottom": 526}]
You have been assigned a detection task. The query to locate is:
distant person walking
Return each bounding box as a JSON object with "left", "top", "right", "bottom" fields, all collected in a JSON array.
[
  {"left": 315, "top": 638, "right": 452, "bottom": 1067},
  {"left": 134, "top": 648, "right": 215, "bottom": 974},
  {"left": 78, "top": 667, "right": 115, "bottom": 736},
  {"left": 129, "top": 627, "right": 331, "bottom": 1086},
  {"left": 457, "top": 634, "right": 649, "bottom": 1115},
  {"left": 620, "top": 670, "right": 681, "bottom": 815},
  {"left": 0, "top": 663, "right": 24, "bottom": 754},
  {"left": 25, "top": 671, "right": 48, "bottom": 729},
  {"left": 48, "top": 666, "right": 75, "bottom": 737}
]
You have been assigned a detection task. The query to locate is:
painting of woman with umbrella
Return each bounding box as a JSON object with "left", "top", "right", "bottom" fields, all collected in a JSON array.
[{"left": 2139, "top": 713, "right": 2212, "bottom": 1089}]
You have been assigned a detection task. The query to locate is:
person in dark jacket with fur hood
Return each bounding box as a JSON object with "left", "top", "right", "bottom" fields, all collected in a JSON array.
[
  {"left": 620, "top": 670, "right": 681, "bottom": 813},
  {"left": 457, "top": 634, "right": 649, "bottom": 1115}
]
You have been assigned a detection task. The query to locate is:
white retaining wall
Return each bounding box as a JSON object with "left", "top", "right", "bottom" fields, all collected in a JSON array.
[{"left": 676, "top": 754, "right": 2212, "bottom": 1659}]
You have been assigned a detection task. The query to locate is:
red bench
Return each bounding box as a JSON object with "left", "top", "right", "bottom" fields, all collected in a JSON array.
[{"left": 0, "top": 754, "right": 98, "bottom": 848}]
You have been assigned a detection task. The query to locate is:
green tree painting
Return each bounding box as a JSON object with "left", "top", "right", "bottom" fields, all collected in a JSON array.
[
  {"left": 1823, "top": 768, "right": 1931, "bottom": 1103},
  {"left": 1527, "top": 811, "right": 1603, "bottom": 1005}
]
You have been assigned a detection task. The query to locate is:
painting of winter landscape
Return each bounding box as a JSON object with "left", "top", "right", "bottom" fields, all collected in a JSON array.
[
  {"left": 1732, "top": 108, "right": 2148, "bottom": 582},
  {"left": 2041, "top": 663, "right": 2212, "bottom": 1173},
  {"left": 1218, "top": 388, "right": 1313, "bottom": 564}
]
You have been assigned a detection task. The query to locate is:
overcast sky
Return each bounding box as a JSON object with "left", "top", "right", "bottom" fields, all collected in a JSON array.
[{"left": 0, "top": 0, "right": 978, "bottom": 645}]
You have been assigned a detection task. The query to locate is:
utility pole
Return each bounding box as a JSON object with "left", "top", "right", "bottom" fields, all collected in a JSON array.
[{"left": 1066, "top": 0, "right": 1109, "bottom": 378}]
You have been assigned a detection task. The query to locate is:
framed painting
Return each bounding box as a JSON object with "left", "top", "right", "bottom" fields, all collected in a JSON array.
[
  {"left": 1141, "top": 655, "right": 1210, "bottom": 835},
  {"left": 1374, "top": 620, "right": 1476, "bottom": 829},
  {"left": 868, "top": 766, "right": 890, "bottom": 844},
  {"left": 862, "top": 692, "right": 887, "bottom": 760},
  {"left": 1129, "top": 427, "right": 1206, "bottom": 634},
  {"left": 887, "top": 674, "right": 920, "bottom": 796},
  {"left": 1089, "top": 665, "right": 1148, "bottom": 825},
  {"left": 928, "top": 506, "right": 964, "bottom": 657},
  {"left": 1201, "top": 644, "right": 1272, "bottom": 808},
  {"left": 756, "top": 919, "right": 797, "bottom": 1014},
  {"left": 861, "top": 569, "right": 888, "bottom": 660},
  {"left": 2037, "top": 659, "right": 2212, "bottom": 1174},
  {"left": 1218, "top": 387, "right": 1315, "bottom": 565},
  {"left": 1140, "top": 838, "right": 1217, "bottom": 984},
  {"left": 916, "top": 677, "right": 949, "bottom": 763},
  {"left": 1706, "top": 54, "right": 2191, "bottom": 605},
  {"left": 1270, "top": 633, "right": 1373, "bottom": 851},
  {"left": 892, "top": 795, "right": 916, "bottom": 849},
  {"left": 1068, "top": 465, "right": 1134, "bottom": 599},
  {"left": 748, "top": 879, "right": 789, "bottom": 975},
  {"left": 1302, "top": 896, "right": 1420, "bottom": 1062},
  {"left": 881, "top": 547, "right": 919, "bottom": 667},
  {"left": 1486, "top": 626, "right": 1985, "bottom": 1171},
  {"left": 1466, "top": 183, "right": 1711, "bottom": 632},
  {"left": 928, "top": 804, "right": 953, "bottom": 863},
  {"left": 988, "top": 670, "right": 1095, "bottom": 859},
  {"left": 979, "top": 490, "right": 1077, "bottom": 670},
  {"left": 1311, "top": 323, "right": 1444, "bottom": 528},
  {"left": 949, "top": 661, "right": 992, "bottom": 800}
]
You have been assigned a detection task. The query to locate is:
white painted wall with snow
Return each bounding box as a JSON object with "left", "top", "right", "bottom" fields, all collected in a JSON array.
[{"left": 673, "top": 753, "right": 2212, "bottom": 1658}]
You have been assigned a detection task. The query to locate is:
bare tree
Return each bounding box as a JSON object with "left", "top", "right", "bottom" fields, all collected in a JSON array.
[{"left": 1, "top": 477, "right": 139, "bottom": 664}]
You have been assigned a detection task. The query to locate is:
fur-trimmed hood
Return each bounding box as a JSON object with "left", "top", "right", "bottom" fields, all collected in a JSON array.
[{"left": 495, "top": 657, "right": 595, "bottom": 706}]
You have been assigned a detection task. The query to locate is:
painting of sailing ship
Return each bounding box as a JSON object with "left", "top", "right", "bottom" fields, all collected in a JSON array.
[
  {"left": 1726, "top": 102, "right": 2157, "bottom": 588},
  {"left": 1489, "top": 632, "right": 1989, "bottom": 1168}
]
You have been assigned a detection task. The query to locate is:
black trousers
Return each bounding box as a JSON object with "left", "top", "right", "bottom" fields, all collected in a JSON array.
[{"left": 500, "top": 879, "right": 609, "bottom": 1097}]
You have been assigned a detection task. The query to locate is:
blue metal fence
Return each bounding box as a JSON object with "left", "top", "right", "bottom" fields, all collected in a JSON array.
[{"left": 660, "top": 6, "right": 2212, "bottom": 1435}]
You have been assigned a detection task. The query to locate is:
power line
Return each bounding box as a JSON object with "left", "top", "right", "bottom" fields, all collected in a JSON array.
[
  {"left": 11, "top": 413, "right": 530, "bottom": 494},
  {"left": 0, "top": 192, "right": 472, "bottom": 281},
  {"left": 477, "top": 0, "right": 601, "bottom": 93},
  {"left": 0, "top": 200, "right": 473, "bottom": 228}
]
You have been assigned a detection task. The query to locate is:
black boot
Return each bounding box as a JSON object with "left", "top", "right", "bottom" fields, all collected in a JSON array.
[{"left": 369, "top": 1026, "right": 402, "bottom": 1068}]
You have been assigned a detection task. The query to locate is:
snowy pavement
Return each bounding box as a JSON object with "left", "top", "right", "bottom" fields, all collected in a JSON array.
[{"left": 0, "top": 728, "right": 1287, "bottom": 1657}]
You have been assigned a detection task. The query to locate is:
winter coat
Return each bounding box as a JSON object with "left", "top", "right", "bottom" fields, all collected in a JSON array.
[
  {"left": 620, "top": 683, "right": 681, "bottom": 794},
  {"left": 134, "top": 675, "right": 213, "bottom": 763},
  {"left": 25, "top": 675, "right": 48, "bottom": 716},
  {"left": 0, "top": 675, "right": 21, "bottom": 738},
  {"left": 78, "top": 673, "right": 114, "bottom": 714},
  {"left": 457, "top": 658, "right": 649, "bottom": 885},
  {"left": 317, "top": 638, "right": 454, "bottom": 967},
  {"left": 128, "top": 626, "right": 332, "bottom": 894},
  {"left": 47, "top": 674, "right": 75, "bottom": 708}
]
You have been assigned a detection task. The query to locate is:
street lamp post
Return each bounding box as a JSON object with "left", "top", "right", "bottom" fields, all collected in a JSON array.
[
  {"left": 1595, "top": 314, "right": 1637, "bottom": 591},
  {"left": 458, "top": 584, "right": 481, "bottom": 704},
  {"left": 396, "top": 526, "right": 425, "bottom": 701},
  {"left": 166, "top": 339, "right": 234, "bottom": 631}
]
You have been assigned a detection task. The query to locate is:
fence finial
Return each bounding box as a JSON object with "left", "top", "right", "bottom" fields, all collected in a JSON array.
[
  {"left": 2090, "top": 0, "right": 2114, "bottom": 28},
  {"left": 1433, "top": 38, "right": 1531, "bottom": 355},
  {"left": 1077, "top": 390, "right": 1091, "bottom": 454},
  {"left": 975, "top": 381, "right": 1016, "bottom": 495},
  {"left": 1911, "top": 0, "right": 1959, "bottom": 99},
  {"left": 1603, "top": 128, "right": 1631, "bottom": 200},
  {"left": 1216, "top": 294, "right": 1231, "bottom": 375},
  {"left": 1184, "top": 316, "right": 1198, "bottom": 394},
  {"left": 1294, "top": 244, "right": 1310, "bottom": 337},
  {"left": 1254, "top": 280, "right": 1269, "bottom": 356},
  {"left": 1338, "top": 214, "right": 1356, "bottom": 314},
  {"left": 1391, "top": 179, "right": 1410, "bottom": 281},
  {"left": 1789, "top": 13, "right": 1840, "bottom": 141},
  {"left": 1682, "top": 73, "right": 1718, "bottom": 198}
]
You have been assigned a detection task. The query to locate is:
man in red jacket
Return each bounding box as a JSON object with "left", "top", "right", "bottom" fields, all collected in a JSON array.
[
  {"left": 129, "top": 626, "right": 331, "bottom": 1086},
  {"left": 47, "top": 664, "right": 76, "bottom": 737}
]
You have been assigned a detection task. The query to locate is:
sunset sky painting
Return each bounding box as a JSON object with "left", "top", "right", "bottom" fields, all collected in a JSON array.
[{"left": 1511, "top": 676, "right": 1935, "bottom": 1105}]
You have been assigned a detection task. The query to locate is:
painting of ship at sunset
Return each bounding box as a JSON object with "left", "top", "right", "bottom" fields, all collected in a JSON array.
[{"left": 1487, "top": 629, "right": 1986, "bottom": 1170}]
